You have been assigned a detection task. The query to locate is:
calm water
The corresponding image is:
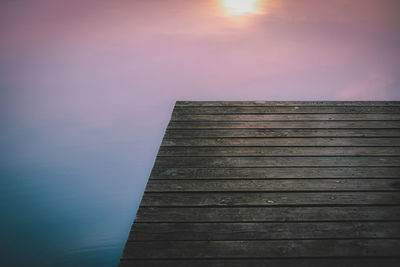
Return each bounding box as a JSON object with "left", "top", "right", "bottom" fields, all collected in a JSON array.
[
  {"left": 0, "top": 109, "right": 171, "bottom": 266},
  {"left": 1, "top": 0, "right": 399, "bottom": 266}
]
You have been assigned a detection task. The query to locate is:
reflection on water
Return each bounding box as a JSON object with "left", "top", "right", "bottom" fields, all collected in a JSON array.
[
  {"left": 1, "top": 0, "right": 399, "bottom": 266},
  {"left": 219, "top": 0, "right": 264, "bottom": 16},
  {"left": 0, "top": 119, "right": 168, "bottom": 266}
]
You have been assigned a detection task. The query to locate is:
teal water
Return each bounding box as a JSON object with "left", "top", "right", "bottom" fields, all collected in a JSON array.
[
  {"left": 0, "top": 114, "right": 170, "bottom": 266},
  {"left": 1, "top": 0, "right": 399, "bottom": 265}
]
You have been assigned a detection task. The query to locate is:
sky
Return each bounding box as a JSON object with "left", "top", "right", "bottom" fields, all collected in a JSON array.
[{"left": 1, "top": 0, "right": 400, "bottom": 266}]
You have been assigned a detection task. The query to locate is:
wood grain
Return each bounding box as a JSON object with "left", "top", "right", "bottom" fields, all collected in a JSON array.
[
  {"left": 150, "top": 167, "right": 400, "bottom": 179},
  {"left": 164, "top": 129, "right": 400, "bottom": 138},
  {"left": 168, "top": 121, "right": 400, "bottom": 129},
  {"left": 175, "top": 101, "right": 400, "bottom": 107},
  {"left": 146, "top": 179, "right": 400, "bottom": 192},
  {"left": 161, "top": 137, "right": 400, "bottom": 146},
  {"left": 141, "top": 192, "right": 400, "bottom": 207},
  {"left": 120, "top": 101, "right": 400, "bottom": 266},
  {"left": 120, "top": 258, "right": 400, "bottom": 267},
  {"left": 135, "top": 206, "right": 400, "bottom": 222},
  {"left": 158, "top": 147, "right": 400, "bottom": 156},
  {"left": 129, "top": 222, "right": 400, "bottom": 240},
  {"left": 122, "top": 239, "right": 400, "bottom": 259},
  {"left": 165, "top": 129, "right": 400, "bottom": 139},
  {"left": 171, "top": 114, "right": 400, "bottom": 121},
  {"left": 154, "top": 156, "right": 400, "bottom": 168},
  {"left": 173, "top": 106, "right": 400, "bottom": 114}
]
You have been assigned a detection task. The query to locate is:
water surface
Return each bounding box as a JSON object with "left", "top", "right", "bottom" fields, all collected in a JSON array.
[{"left": 1, "top": 0, "right": 399, "bottom": 266}]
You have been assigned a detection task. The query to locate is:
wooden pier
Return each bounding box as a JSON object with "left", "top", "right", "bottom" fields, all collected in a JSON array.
[{"left": 120, "top": 101, "right": 400, "bottom": 267}]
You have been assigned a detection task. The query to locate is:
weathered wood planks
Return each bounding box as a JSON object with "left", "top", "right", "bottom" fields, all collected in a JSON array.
[
  {"left": 171, "top": 114, "right": 400, "bottom": 121},
  {"left": 154, "top": 156, "right": 400, "bottom": 167},
  {"left": 120, "top": 258, "right": 400, "bottom": 267},
  {"left": 146, "top": 179, "right": 400, "bottom": 192},
  {"left": 168, "top": 121, "right": 400, "bottom": 128},
  {"left": 174, "top": 101, "right": 400, "bottom": 106},
  {"left": 135, "top": 206, "right": 400, "bottom": 222},
  {"left": 151, "top": 167, "right": 400, "bottom": 179},
  {"left": 122, "top": 239, "right": 400, "bottom": 258},
  {"left": 129, "top": 222, "right": 400, "bottom": 240},
  {"left": 141, "top": 192, "right": 400, "bottom": 206},
  {"left": 173, "top": 106, "right": 400, "bottom": 114},
  {"left": 165, "top": 129, "right": 400, "bottom": 137},
  {"left": 120, "top": 101, "right": 400, "bottom": 267},
  {"left": 158, "top": 147, "right": 400, "bottom": 156},
  {"left": 161, "top": 137, "right": 400, "bottom": 146}
]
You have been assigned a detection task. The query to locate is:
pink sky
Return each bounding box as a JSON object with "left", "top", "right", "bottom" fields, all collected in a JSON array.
[
  {"left": 2, "top": 0, "right": 400, "bottom": 129},
  {"left": 1, "top": 1, "right": 400, "bottom": 265}
]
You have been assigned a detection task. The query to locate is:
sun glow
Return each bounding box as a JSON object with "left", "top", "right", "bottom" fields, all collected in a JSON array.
[{"left": 220, "top": 0, "right": 262, "bottom": 16}]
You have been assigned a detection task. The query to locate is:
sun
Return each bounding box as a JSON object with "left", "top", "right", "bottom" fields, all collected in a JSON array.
[{"left": 220, "top": 0, "right": 262, "bottom": 16}]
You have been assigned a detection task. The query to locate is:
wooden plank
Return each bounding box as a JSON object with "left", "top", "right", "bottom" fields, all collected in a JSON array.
[
  {"left": 150, "top": 167, "right": 400, "bottom": 179},
  {"left": 175, "top": 101, "right": 400, "bottom": 107},
  {"left": 141, "top": 192, "right": 400, "bottom": 207},
  {"left": 135, "top": 206, "right": 400, "bottom": 222},
  {"left": 171, "top": 114, "right": 400, "bottom": 121},
  {"left": 129, "top": 222, "right": 400, "bottom": 240},
  {"left": 145, "top": 179, "right": 400, "bottom": 192},
  {"left": 173, "top": 106, "right": 400, "bottom": 114},
  {"left": 154, "top": 157, "right": 400, "bottom": 168},
  {"left": 168, "top": 121, "right": 400, "bottom": 129},
  {"left": 120, "top": 258, "right": 400, "bottom": 267},
  {"left": 161, "top": 137, "right": 400, "bottom": 146},
  {"left": 165, "top": 129, "right": 400, "bottom": 138},
  {"left": 121, "top": 101, "right": 400, "bottom": 266},
  {"left": 158, "top": 147, "right": 400, "bottom": 156},
  {"left": 121, "top": 239, "right": 400, "bottom": 259}
]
